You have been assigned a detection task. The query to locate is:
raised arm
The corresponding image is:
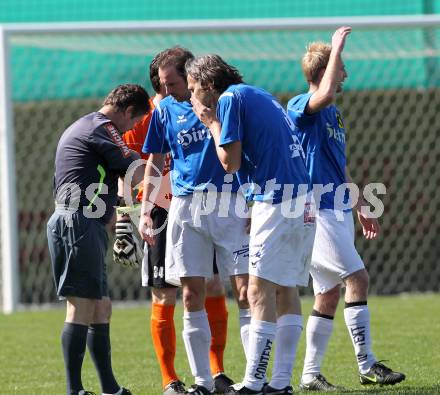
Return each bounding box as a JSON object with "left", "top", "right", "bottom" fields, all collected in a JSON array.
[{"left": 307, "top": 26, "right": 351, "bottom": 114}]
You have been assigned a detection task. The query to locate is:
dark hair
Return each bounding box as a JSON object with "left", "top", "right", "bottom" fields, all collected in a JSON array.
[
  {"left": 185, "top": 54, "right": 243, "bottom": 94},
  {"left": 149, "top": 52, "right": 162, "bottom": 93},
  {"left": 103, "top": 84, "right": 150, "bottom": 117},
  {"left": 157, "top": 46, "right": 194, "bottom": 80}
]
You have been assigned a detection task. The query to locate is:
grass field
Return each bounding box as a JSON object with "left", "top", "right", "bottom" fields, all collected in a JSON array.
[{"left": 1, "top": 294, "right": 439, "bottom": 394}]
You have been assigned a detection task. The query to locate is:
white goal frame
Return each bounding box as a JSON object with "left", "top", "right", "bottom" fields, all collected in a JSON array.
[{"left": 1, "top": 14, "right": 439, "bottom": 313}]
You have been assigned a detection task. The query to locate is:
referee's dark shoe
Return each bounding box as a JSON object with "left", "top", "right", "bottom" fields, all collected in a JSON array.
[
  {"left": 120, "top": 388, "right": 133, "bottom": 394},
  {"left": 359, "top": 361, "right": 405, "bottom": 385},
  {"left": 214, "top": 373, "right": 234, "bottom": 394}
]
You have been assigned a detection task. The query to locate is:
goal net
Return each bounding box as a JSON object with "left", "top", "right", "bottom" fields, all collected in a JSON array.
[{"left": 1, "top": 17, "right": 440, "bottom": 310}]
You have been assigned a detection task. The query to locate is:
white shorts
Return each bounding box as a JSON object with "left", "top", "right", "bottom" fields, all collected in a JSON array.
[
  {"left": 310, "top": 209, "right": 365, "bottom": 295},
  {"left": 248, "top": 198, "right": 316, "bottom": 287},
  {"left": 165, "top": 193, "right": 249, "bottom": 286}
]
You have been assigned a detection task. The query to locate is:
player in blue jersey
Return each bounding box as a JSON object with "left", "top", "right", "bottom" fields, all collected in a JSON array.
[
  {"left": 119, "top": 50, "right": 245, "bottom": 395},
  {"left": 287, "top": 27, "right": 405, "bottom": 391},
  {"left": 47, "top": 84, "right": 150, "bottom": 395},
  {"left": 186, "top": 54, "right": 316, "bottom": 395},
  {"left": 138, "top": 47, "right": 250, "bottom": 395}
]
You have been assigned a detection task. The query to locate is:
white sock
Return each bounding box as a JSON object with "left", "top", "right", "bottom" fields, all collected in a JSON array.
[
  {"left": 302, "top": 315, "right": 334, "bottom": 383},
  {"left": 182, "top": 309, "right": 214, "bottom": 390},
  {"left": 239, "top": 308, "right": 251, "bottom": 360},
  {"left": 270, "top": 314, "right": 303, "bottom": 389},
  {"left": 344, "top": 304, "right": 376, "bottom": 374},
  {"left": 242, "top": 319, "right": 277, "bottom": 391}
]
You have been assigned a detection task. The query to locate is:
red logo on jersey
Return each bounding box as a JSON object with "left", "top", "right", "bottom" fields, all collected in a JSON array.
[
  {"left": 104, "top": 123, "right": 131, "bottom": 158},
  {"left": 304, "top": 202, "right": 316, "bottom": 225},
  {"left": 163, "top": 153, "right": 172, "bottom": 176}
]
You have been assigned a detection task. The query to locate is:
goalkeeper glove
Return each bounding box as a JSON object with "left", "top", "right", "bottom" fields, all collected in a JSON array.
[{"left": 113, "top": 219, "right": 143, "bottom": 268}]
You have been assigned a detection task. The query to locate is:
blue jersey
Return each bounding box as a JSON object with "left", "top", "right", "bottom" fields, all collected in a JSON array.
[
  {"left": 143, "top": 96, "right": 239, "bottom": 196},
  {"left": 217, "top": 84, "right": 310, "bottom": 204},
  {"left": 287, "top": 93, "right": 349, "bottom": 210}
]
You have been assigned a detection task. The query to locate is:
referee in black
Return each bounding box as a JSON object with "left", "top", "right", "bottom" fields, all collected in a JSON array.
[{"left": 47, "top": 84, "right": 149, "bottom": 395}]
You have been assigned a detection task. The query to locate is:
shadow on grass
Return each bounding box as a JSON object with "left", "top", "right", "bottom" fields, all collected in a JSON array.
[{"left": 301, "top": 384, "right": 440, "bottom": 395}]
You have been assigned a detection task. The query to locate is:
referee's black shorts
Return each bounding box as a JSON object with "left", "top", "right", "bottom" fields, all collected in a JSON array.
[
  {"left": 146, "top": 205, "right": 219, "bottom": 288},
  {"left": 47, "top": 209, "right": 109, "bottom": 299}
]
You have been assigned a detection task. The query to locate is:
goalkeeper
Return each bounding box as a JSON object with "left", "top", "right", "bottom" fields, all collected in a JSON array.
[
  {"left": 113, "top": 51, "right": 242, "bottom": 395},
  {"left": 47, "top": 84, "right": 149, "bottom": 395}
]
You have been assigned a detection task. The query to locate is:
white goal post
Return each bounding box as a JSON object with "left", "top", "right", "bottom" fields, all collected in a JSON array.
[{"left": 1, "top": 14, "right": 439, "bottom": 313}]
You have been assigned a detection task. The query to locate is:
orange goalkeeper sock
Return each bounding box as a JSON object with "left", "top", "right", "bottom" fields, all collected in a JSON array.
[
  {"left": 205, "top": 295, "right": 228, "bottom": 375},
  {"left": 150, "top": 303, "right": 179, "bottom": 388}
]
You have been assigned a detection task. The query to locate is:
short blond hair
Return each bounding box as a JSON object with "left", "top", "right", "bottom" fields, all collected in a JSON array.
[{"left": 302, "top": 41, "right": 332, "bottom": 83}]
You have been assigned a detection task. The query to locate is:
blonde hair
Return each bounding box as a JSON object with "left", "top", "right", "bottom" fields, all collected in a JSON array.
[{"left": 302, "top": 41, "right": 332, "bottom": 83}]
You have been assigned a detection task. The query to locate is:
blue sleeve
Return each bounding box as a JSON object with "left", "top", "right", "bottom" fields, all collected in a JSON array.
[
  {"left": 287, "top": 93, "right": 316, "bottom": 128},
  {"left": 90, "top": 123, "right": 138, "bottom": 176},
  {"left": 143, "top": 107, "right": 171, "bottom": 154},
  {"left": 217, "top": 91, "right": 244, "bottom": 146}
]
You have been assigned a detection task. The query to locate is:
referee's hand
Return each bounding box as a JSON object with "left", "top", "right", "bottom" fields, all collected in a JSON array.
[{"left": 113, "top": 219, "right": 143, "bottom": 268}]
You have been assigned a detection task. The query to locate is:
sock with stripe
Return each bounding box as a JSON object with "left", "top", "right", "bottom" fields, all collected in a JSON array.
[
  {"left": 302, "top": 311, "right": 334, "bottom": 383},
  {"left": 344, "top": 302, "right": 376, "bottom": 374}
]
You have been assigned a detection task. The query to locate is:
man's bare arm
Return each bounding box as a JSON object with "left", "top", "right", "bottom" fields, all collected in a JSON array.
[{"left": 307, "top": 26, "right": 351, "bottom": 114}]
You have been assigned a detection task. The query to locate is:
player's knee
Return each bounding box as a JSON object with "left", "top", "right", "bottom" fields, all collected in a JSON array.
[
  {"left": 236, "top": 283, "right": 249, "bottom": 309},
  {"left": 361, "top": 270, "right": 370, "bottom": 289},
  {"left": 93, "top": 297, "right": 112, "bottom": 323},
  {"left": 182, "top": 286, "right": 205, "bottom": 311},
  {"left": 247, "top": 283, "right": 268, "bottom": 310},
  {"left": 66, "top": 297, "right": 97, "bottom": 325},
  {"left": 230, "top": 274, "right": 249, "bottom": 308},
  {"left": 206, "top": 275, "right": 225, "bottom": 297},
  {"left": 347, "top": 269, "right": 369, "bottom": 293},
  {"left": 324, "top": 287, "right": 340, "bottom": 309},
  {"left": 151, "top": 287, "right": 177, "bottom": 305}
]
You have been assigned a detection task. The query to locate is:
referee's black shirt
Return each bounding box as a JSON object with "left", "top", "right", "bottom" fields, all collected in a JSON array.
[{"left": 53, "top": 112, "right": 139, "bottom": 223}]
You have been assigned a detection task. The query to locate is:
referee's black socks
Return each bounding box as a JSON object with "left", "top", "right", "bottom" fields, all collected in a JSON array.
[
  {"left": 61, "top": 322, "right": 88, "bottom": 394},
  {"left": 87, "top": 323, "right": 120, "bottom": 394}
]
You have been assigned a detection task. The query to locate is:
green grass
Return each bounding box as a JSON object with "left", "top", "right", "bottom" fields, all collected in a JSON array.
[{"left": 1, "top": 294, "right": 440, "bottom": 394}]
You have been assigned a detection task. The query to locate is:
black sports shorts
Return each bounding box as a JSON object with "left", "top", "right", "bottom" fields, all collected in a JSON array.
[{"left": 47, "top": 209, "right": 108, "bottom": 299}]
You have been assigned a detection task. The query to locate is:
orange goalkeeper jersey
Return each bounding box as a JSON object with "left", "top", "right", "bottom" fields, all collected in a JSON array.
[{"left": 123, "top": 97, "right": 172, "bottom": 209}]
